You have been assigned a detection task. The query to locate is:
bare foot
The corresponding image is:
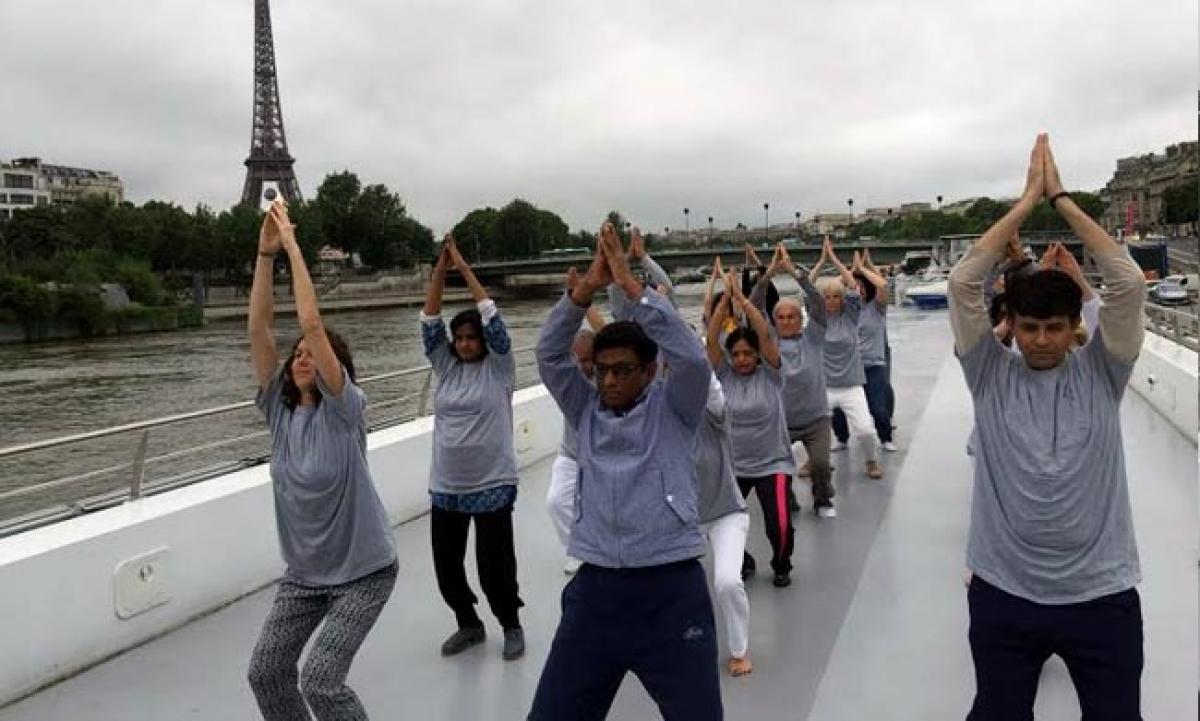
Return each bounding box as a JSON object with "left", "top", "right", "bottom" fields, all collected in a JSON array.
[{"left": 727, "top": 655, "right": 753, "bottom": 677}]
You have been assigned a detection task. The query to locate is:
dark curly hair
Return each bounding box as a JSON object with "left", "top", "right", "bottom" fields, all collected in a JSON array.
[
  {"left": 724, "top": 326, "right": 761, "bottom": 355},
  {"left": 1006, "top": 269, "right": 1082, "bottom": 322},
  {"left": 449, "top": 309, "right": 489, "bottom": 361},
  {"left": 852, "top": 271, "right": 877, "bottom": 303},
  {"left": 281, "top": 328, "right": 356, "bottom": 410},
  {"left": 593, "top": 321, "right": 658, "bottom": 364}
]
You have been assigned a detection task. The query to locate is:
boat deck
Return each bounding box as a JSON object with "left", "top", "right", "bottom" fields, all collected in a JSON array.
[{"left": 2, "top": 310, "right": 1196, "bottom": 720}]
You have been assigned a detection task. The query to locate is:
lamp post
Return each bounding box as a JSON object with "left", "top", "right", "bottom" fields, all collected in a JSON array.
[
  {"left": 763, "top": 202, "right": 770, "bottom": 244},
  {"left": 684, "top": 207, "right": 690, "bottom": 244},
  {"left": 847, "top": 198, "right": 854, "bottom": 222},
  {"left": 708, "top": 216, "right": 714, "bottom": 248},
  {"left": 936, "top": 194, "right": 943, "bottom": 210}
]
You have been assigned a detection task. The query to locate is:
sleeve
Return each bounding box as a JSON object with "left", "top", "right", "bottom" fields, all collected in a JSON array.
[
  {"left": 640, "top": 254, "right": 675, "bottom": 302},
  {"left": 843, "top": 288, "right": 863, "bottom": 324},
  {"left": 420, "top": 312, "right": 455, "bottom": 375},
  {"left": 748, "top": 275, "right": 771, "bottom": 318},
  {"left": 478, "top": 298, "right": 513, "bottom": 355},
  {"left": 1092, "top": 247, "right": 1146, "bottom": 363},
  {"left": 1080, "top": 326, "right": 1137, "bottom": 400},
  {"left": 536, "top": 293, "right": 596, "bottom": 429},
  {"left": 1080, "top": 295, "right": 1102, "bottom": 344},
  {"left": 607, "top": 281, "right": 635, "bottom": 321},
  {"left": 705, "top": 372, "right": 726, "bottom": 415},
  {"left": 315, "top": 366, "right": 367, "bottom": 429},
  {"left": 629, "top": 289, "right": 710, "bottom": 430},
  {"left": 759, "top": 361, "right": 783, "bottom": 388},
  {"left": 948, "top": 246, "right": 1004, "bottom": 356},
  {"left": 797, "top": 272, "right": 827, "bottom": 327},
  {"left": 957, "top": 328, "right": 1007, "bottom": 398}
]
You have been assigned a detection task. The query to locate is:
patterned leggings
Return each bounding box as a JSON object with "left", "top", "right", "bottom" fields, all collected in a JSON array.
[{"left": 248, "top": 562, "right": 397, "bottom": 720}]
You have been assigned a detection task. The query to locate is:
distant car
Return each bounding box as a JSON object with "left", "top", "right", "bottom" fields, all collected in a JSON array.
[
  {"left": 1164, "top": 274, "right": 1200, "bottom": 298},
  {"left": 1150, "top": 278, "right": 1190, "bottom": 306}
]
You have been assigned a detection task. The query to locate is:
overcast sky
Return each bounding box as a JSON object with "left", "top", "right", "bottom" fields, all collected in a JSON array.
[{"left": 2, "top": 1, "right": 1195, "bottom": 234}]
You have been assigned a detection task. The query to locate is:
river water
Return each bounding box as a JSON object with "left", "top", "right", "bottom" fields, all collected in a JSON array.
[{"left": 0, "top": 287, "right": 707, "bottom": 523}]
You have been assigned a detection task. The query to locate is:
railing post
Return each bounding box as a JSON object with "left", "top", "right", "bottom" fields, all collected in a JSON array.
[{"left": 129, "top": 430, "right": 150, "bottom": 501}]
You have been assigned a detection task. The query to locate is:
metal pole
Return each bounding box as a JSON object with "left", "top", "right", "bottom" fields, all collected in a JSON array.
[{"left": 129, "top": 430, "right": 150, "bottom": 500}]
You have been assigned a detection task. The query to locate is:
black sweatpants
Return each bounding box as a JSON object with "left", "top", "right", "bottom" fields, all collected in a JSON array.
[
  {"left": 430, "top": 503, "right": 523, "bottom": 630},
  {"left": 528, "top": 560, "right": 722, "bottom": 721},
  {"left": 737, "top": 473, "right": 794, "bottom": 574},
  {"left": 967, "top": 576, "right": 1143, "bottom": 721}
]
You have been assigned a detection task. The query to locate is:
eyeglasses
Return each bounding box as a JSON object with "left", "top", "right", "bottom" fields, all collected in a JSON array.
[{"left": 592, "top": 362, "right": 644, "bottom": 380}]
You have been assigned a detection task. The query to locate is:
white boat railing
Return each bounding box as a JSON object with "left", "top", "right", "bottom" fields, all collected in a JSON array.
[
  {"left": 1143, "top": 304, "right": 1200, "bottom": 351},
  {"left": 0, "top": 345, "right": 540, "bottom": 537}
]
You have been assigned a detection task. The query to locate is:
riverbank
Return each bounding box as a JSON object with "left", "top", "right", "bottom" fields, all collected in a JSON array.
[{"left": 0, "top": 305, "right": 205, "bottom": 345}]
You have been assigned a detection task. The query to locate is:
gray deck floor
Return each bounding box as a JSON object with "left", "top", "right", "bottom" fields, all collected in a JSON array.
[{"left": 3, "top": 309, "right": 1196, "bottom": 720}]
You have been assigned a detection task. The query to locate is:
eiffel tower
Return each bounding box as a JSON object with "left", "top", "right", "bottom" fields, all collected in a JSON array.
[{"left": 241, "top": 0, "right": 302, "bottom": 205}]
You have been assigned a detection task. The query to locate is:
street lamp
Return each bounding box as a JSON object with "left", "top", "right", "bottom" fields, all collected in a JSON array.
[
  {"left": 684, "top": 207, "right": 690, "bottom": 244},
  {"left": 936, "top": 194, "right": 943, "bottom": 210},
  {"left": 708, "top": 216, "right": 714, "bottom": 248},
  {"left": 763, "top": 202, "right": 770, "bottom": 244},
  {"left": 847, "top": 198, "right": 854, "bottom": 222}
]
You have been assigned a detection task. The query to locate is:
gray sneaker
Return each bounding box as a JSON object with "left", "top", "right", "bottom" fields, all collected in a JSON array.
[
  {"left": 440, "top": 627, "right": 485, "bottom": 656},
  {"left": 502, "top": 628, "right": 525, "bottom": 661}
]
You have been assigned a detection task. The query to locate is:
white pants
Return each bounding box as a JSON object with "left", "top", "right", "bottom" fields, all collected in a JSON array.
[
  {"left": 826, "top": 386, "right": 879, "bottom": 462},
  {"left": 700, "top": 511, "right": 751, "bottom": 658},
  {"left": 546, "top": 455, "right": 577, "bottom": 550}
]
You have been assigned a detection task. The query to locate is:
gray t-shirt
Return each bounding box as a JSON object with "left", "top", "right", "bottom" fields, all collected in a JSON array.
[
  {"left": 695, "top": 379, "right": 748, "bottom": 523},
  {"left": 424, "top": 319, "right": 519, "bottom": 495},
  {"left": 718, "top": 361, "right": 796, "bottom": 478},
  {"left": 256, "top": 366, "right": 397, "bottom": 587},
  {"left": 822, "top": 291, "right": 866, "bottom": 387},
  {"left": 959, "top": 329, "right": 1141, "bottom": 604},
  {"left": 857, "top": 301, "right": 888, "bottom": 368},
  {"left": 779, "top": 329, "right": 829, "bottom": 428}
]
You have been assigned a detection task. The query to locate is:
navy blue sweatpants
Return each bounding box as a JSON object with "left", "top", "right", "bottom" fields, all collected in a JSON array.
[
  {"left": 527, "top": 559, "right": 722, "bottom": 721},
  {"left": 967, "top": 576, "right": 1143, "bottom": 721}
]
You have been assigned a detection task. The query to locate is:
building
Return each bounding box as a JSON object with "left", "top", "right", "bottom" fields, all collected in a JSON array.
[
  {"left": 0, "top": 158, "right": 124, "bottom": 220},
  {"left": 802, "top": 213, "right": 854, "bottom": 236},
  {"left": 940, "top": 197, "right": 980, "bottom": 216},
  {"left": 898, "top": 202, "right": 933, "bottom": 215},
  {"left": 1100, "top": 141, "right": 1198, "bottom": 235},
  {"left": 862, "top": 206, "right": 899, "bottom": 222}
]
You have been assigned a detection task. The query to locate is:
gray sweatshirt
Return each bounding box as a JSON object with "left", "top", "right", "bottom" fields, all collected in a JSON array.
[{"left": 537, "top": 289, "right": 709, "bottom": 568}]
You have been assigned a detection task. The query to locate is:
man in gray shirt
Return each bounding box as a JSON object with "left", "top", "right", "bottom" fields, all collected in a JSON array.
[
  {"left": 529, "top": 223, "right": 720, "bottom": 721},
  {"left": 949, "top": 134, "right": 1147, "bottom": 720}
]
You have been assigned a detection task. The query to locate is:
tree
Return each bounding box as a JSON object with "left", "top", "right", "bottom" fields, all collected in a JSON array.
[
  {"left": 314, "top": 171, "right": 364, "bottom": 254},
  {"left": 452, "top": 208, "right": 500, "bottom": 262},
  {"left": 1161, "top": 181, "right": 1198, "bottom": 229}
]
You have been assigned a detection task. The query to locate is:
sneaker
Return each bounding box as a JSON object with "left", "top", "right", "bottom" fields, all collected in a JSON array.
[
  {"left": 865, "top": 461, "right": 884, "bottom": 479},
  {"left": 741, "top": 553, "right": 756, "bottom": 580},
  {"left": 831, "top": 441, "right": 847, "bottom": 452},
  {"left": 563, "top": 557, "right": 582, "bottom": 575},
  {"left": 816, "top": 503, "right": 837, "bottom": 519},
  {"left": 772, "top": 570, "right": 792, "bottom": 588},
  {"left": 440, "top": 627, "right": 485, "bottom": 656},
  {"left": 502, "top": 628, "right": 525, "bottom": 661},
  {"left": 882, "top": 441, "right": 899, "bottom": 452}
]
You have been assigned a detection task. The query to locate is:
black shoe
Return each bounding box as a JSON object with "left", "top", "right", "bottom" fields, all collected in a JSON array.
[
  {"left": 773, "top": 570, "right": 792, "bottom": 588},
  {"left": 440, "top": 627, "right": 485, "bottom": 656},
  {"left": 502, "top": 628, "right": 525, "bottom": 661},
  {"left": 741, "top": 553, "right": 756, "bottom": 580}
]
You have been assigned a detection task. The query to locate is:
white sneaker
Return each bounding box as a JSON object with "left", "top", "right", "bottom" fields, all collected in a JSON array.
[
  {"left": 563, "top": 557, "right": 582, "bottom": 575},
  {"left": 831, "top": 441, "right": 847, "bottom": 452},
  {"left": 816, "top": 504, "right": 837, "bottom": 518},
  {"left": 882, "top": 441, "right": 899, "bottom": 452}
]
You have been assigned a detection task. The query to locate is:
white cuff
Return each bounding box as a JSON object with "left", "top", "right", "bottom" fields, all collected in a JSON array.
[
  {"left": 419, "top": 310, "right": 441, "bottom": 324},
  {"left": 477, "top": 298, "right": 498, "bottom": 323}
]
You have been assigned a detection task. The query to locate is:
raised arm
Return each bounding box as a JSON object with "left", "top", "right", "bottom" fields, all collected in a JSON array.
[
  {"left": 781, "top": 244, "right": 826, "bottom": 327},
  {"left": 275, "top": 202, "right": 345, "bottom": 396},
  {"left": 702, "top": 256, "right": 721, "bottom": 321},
  {"left": 706, "top": 289, "right": 732, "bottom": 369},
  {"left": 539, "top": 254, "right": 611, "bottom": 426},
  {"left": 423, "top": 236, "right": 450, "bottom": 317},
  {"left": 949, "top": 133, "right": 1046, "bottom": 355},
  {"left": 446, "top": 237, "right": 510, "bottom": 356},
  {"left": 861, "top": 249, "right": 889, "bottom": 305},
  {"left": 827, "top": 238, "right": 857, "bottom": 289},
  {"left": 1043, "top": 137, "right": 1144, "bottom": 362},
  {"left": 732, "top": 274, "right": 780, "bottom": 368},
  {"left": 809, "top": 238, "right": 829, "bottom": 283},
  {"left": 446, "top": 234, "right": 488, "bottom": 304},
  {"left": 603, "top": 224, "right": 708, "bottom": 427},
  {"left": 248, "top": 208, "right": 281, "bottom": 390}
]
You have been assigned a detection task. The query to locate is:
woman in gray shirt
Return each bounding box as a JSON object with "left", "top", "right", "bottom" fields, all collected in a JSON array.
[
  {"left": 246, "top": 202, "right": 397, "bottom": 721},
  {"left": 707, "top": 274, "right": 797, "bottom": 588},
  {"left": 421, "top": 234, "right": 525, "bottom": 662}
]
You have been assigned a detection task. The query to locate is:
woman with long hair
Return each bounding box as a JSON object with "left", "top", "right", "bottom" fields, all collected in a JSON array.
[{"left": 246, "top": 202, "right": 397, "bottom": 721}]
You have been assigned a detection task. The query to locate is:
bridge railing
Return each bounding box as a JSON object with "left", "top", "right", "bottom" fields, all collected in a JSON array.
[
  {"left": 0, "top": 345, "right": 540, "bottom": 538},
  {"left": 1143, "top": 304, "right": 1200, "bottom": 351}
]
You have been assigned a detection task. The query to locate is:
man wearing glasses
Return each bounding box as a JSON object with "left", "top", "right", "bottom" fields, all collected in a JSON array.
[{"left": 529, "top": 223, "right": 721, "bottom": 720}]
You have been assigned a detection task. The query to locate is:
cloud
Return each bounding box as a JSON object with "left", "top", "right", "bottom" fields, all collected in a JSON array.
[{"left": 2, "top": 0, "right": 1195, "bottom": 233}]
